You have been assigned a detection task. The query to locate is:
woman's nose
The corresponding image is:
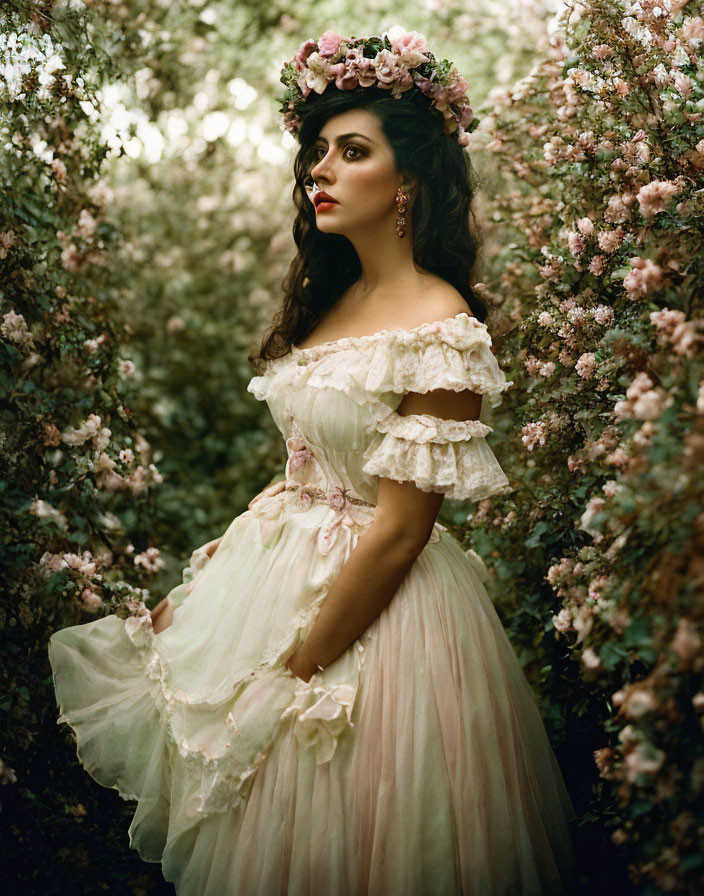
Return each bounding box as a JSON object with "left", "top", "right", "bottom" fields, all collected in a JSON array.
[{"left": 311, "top": 152, "right": 334, "bottom": 183}]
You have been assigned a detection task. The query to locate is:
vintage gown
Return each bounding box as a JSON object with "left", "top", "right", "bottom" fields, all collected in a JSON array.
[{"left": 49, "top": 312, "right": 576, "bottom": 895}]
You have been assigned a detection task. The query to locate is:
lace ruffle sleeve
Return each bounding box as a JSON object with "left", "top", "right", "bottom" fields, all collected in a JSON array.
[{"left": 361, "top": 411, "right": 512, "bottom": 502}]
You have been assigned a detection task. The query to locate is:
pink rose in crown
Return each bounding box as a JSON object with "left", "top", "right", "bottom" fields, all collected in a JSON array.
[
  {"left": 304, "top": 53, "right": 333, "bottom": 95},
  {"left": 328, "top": 62, "right": 359, "bottom": 91},
  {"left": 298, "top": 80, "right": 311, "bottom": 98},
  {"left": 446, "top": 73, "right": 469, "bottom": 103},
  {"left": 386, "top": 26, "right": 429, "bottom": 67},
  {"left": 354, "top": 57, "right": 378, "bottom": 88},
  {"left": 295, "top": 39, "right": 317, "bottom": 71},
  {"left": 318, "top": 30, "right": 343, "bottom": 58},
  {"left": 459, "top": 104, "right": 474, "bottom": 128},
  {"left": 374, "top": 50, "right": 405, "bottom": 87}
]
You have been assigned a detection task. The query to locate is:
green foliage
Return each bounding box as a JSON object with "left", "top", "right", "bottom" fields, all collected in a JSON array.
[{"left": 472, "top": 0, "right": 704, "bottom": 891}]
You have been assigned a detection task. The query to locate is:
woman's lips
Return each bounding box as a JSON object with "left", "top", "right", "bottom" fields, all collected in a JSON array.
[{"left": 315, "top": 200, "right": 338, "bottom": 212}]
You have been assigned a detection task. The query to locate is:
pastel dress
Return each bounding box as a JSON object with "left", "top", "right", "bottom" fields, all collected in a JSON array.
[{"left": 49, "top": 312, "right": 576, "bottom": 895}]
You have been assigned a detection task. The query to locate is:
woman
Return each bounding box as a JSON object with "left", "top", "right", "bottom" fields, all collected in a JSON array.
[{"left": 49, "top": 26, "right": 576, "bottom": 895}]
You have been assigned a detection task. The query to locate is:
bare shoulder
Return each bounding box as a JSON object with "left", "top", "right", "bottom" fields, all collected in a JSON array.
[{"left": 404, "top": 276, "right": 475, "bottom": 327}]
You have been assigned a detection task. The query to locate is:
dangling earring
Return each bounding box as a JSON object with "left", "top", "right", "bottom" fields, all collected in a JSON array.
[{"left": 395, "top": 187, "right": 408, "bottom": 239}]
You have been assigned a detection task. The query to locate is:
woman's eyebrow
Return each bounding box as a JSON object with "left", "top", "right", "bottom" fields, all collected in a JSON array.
[{"left": 314, "top": 133, "right": 374, "bottom": 145}]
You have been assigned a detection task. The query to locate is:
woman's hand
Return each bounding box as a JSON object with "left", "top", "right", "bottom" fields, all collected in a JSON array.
[
  {"left": 285, "top": 641, "right": 321, "bottom": 683},
  {"left": 202, "top": 535, "right": 224, "bottom": 558},
  {"left": 150, "top": 597, "right": 175, "bottom": 634}
]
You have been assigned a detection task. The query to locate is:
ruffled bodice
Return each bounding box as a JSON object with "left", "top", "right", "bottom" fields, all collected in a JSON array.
[{"left": 247, "top": 312, "right": 514, "bottom": 504}]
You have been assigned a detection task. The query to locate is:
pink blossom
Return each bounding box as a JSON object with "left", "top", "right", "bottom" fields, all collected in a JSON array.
[
  {"left": 327, "top": 62, "right": 358, "bottom": 91},
  {"left": 61, "top": 551, "right": 97, "bottom": 576},
  {"left": 672, "top": 71, "right": 693, "bottom": 97},
  {"left": 51, "top": 158, "right": 67, "bottom": 183},
  {"left": 581, "top": 647, "right": 601, "bottom": 670},
  {"left": 301, "top": 52, "right": 333, "bottom": 94},
  {"left": 681, "top": 16, "right": 704, "bottom": 46},
  {"left": 578, "top": 496, "right": 607, "bottom": 538},
  {"left": 552, "top": 608, "right": 572, "bottom": 633},
  {"left": 118, "top": 359, "right": 136, "bottom": 378},
  {"left": 604, "top": 193, "right": 633, "bottom": 224},
  {"left": 77, "top": 209, "right": 97, "bottom": 239},
  {"left": 547, "top": 557, "right": 576, "bottom": 586},
  {"left": 29, "top": 497, "right": 68, "bottom": 530},
  {"left": 604, "top": 447, "right": 630, "bottom": 469},
  {"left": 317, "top": 30, "right": 343, "bottom": 59},
  {"left": 573, "top": 605, "right": 595, "bottom": 641},
  {"left": 588, "top": 255, "right": 606, "bottom": 276},
  {"left": 61, "top": 243, "right": 82, "bottom": 272},
  {"left": 575, "top": 352, "right": 597, "bottom": 379},
  {"left": 592, "top": 305, "right": 614, "bottom": 326},
  {"left": 632, "top": 389, "right": 666, "bottom": 420},
  {"left": 374, "top": 50, "right": 414, "bottom": 97},
  {"left": 567, "top": 455, "right": 585, "bottom": 472},
  {"left": 613, "top": 77, "right": 630, "bottom": 97},
  {"left": 81, "top": 588, "right": 103, "bottom": 613},
  {"left": 133, "top": 546, "right": 165, "bottom": 574},
  {"left": 577, "top": 216, "right": 594, "bottom": 236},
  {"left": 636, "top": 179, "right": 682, "bottom": 220},
  {"left": 524, "top": 354, "right": 542, "bottom": 375},
  {"left": 626, "top": 371, "right": 654, "bottom": 400},
  {"left": 1, "top": 311, "right": 34, "bottom": 348},
  {"left": 623, "top": 257, "right": 664, "bottom": 299},
  {"left": 294, "top": 39, "right": 317, "bottom": 71},
  {"left": 568, "top": 232, "right": 586, "bottom": 255},
  {"left": 520, "top": 421, "right": 547, "bottom": 451},
  {"left": 633, "top": 421, "right": 656, "bottom": 448},
  {"left": 597, "top": 228, "right": 624, "bottom": 253},
  {"left": 94, "top": 451, "right": 116, "bottom": 473},
  {"left": 386, "top": 26, "right": 429, "bottom": 67},
  {"left": 622, "top": 687, "right": 657, "bottom": 719},
  {"left": 625, "top": 743, "right": 665, "bottom": 783},
  {"left": 671, "top": 320, "right": 702, "bottom": 358}
]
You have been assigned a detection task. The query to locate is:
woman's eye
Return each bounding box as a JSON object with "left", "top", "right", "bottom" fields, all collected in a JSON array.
[{"left": 313, "top": 146, "right": 361, "bottom": 161}]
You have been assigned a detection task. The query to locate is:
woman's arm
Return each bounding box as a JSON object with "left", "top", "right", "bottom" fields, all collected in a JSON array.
[
  {"left": 286, "top": 478, "right": 444, "bottom": 680},
  {"left": 287, "top": 385, "right": 482, "bottom": 682}
]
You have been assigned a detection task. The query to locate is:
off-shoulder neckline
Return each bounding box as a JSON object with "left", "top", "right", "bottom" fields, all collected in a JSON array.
[{"left": 289, "top": 311, "right": 483, "bottom": 358}]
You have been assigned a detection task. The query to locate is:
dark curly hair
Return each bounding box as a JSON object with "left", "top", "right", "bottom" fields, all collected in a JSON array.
[{"left": 251, "top": 83, "right": 487, "bottom": 365}]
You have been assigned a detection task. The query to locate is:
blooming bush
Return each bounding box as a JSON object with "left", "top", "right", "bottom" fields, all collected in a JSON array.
[
  {"left": 0, "top": 2, "right": 175, "bottom": 891},
  {"left": 470, "top": 0, "right": 704, "bottom": 890}
]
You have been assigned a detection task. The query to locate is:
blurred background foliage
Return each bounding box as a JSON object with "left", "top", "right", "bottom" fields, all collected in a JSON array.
[{"left": 2, "top": 0, "right": 702, "bottom": 894}]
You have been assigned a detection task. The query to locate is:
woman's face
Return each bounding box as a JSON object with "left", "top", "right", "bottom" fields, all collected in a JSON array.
[{"left": 305, "top": 108, "right": 408, "bottom": 236}]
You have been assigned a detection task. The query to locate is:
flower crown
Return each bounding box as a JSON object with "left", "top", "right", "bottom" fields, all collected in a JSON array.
[{"left": 278, "top": 26, "right": 478, "bottom": 148}]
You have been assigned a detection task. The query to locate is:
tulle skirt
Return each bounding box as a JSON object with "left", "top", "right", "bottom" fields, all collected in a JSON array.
[{"left": 49, "top": 489, "right": 576, "bottom": 894}]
